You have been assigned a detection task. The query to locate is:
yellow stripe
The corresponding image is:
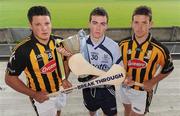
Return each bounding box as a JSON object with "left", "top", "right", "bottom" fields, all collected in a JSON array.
[
  {"left": 30, "top": 49, "right": 46, "bottom": 91},
  {"left": 119, "top": 39, "right": 130, "bottom": 46},
  {"left": 49, "top": 40, "right": 58, "bottom": 92},
  {"left": 121, "top": 36, "right": 169, "bottom": 91},
  {"left": 24, "top": 67, "right": 36, "bottom": 91},
  {"left": 122, "top": 43, "right": 128, "bottom": 72},
  {"left": 135, "top": 42, "right": 149, "bottom": 89},
  {"left": 128, "top": 41, "right": 137, "bottom": 77},
  {"left": 55, "top": 39, "right": 66, "bottom": 80},
  {"left": 151, "top": 42, "right": 167, "bottom": 59}
]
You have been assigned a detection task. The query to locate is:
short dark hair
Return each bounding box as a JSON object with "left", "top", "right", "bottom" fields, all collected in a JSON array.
[
  {"left": 89, "top": 7, "right": 109, "bottom": 23},
  {"left": 132, "top": 6, "right": 152, "bottom": 21},
  {"left": 27, "top": 6, "right": 51, "bottom": 23}
]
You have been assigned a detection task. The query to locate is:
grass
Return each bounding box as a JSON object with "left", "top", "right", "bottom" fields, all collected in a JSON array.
[{"left": 0, "top": 0, "right": 180, "bottom": 28}]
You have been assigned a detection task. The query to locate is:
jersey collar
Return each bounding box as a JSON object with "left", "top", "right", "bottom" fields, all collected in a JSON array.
[
  {"left": 30, "top": 33, "right": 52, "bottom": 47},
  {"left": 132, "top": 33, "right": 152, "bottom": 46},
  {"left": 87, "top": 35, "right": 105, "bottom": 48}
]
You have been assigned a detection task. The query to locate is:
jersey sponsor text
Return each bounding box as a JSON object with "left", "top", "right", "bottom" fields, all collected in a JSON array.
[
  {"left": 128, "top": 59, "right": 147, "bottom": 69},
  {"left": 40, "top": 60, "right": 57, "bottom": 74}
]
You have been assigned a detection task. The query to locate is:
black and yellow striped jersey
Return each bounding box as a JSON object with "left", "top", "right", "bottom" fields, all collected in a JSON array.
[
  {"left": 119, "top": 33, "right": 174, "bottom": 90},
  {"left": 6, "top": 34, "right": 64, "bottom": 93}
]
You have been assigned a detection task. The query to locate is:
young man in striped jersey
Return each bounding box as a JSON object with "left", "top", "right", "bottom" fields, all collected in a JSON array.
[
  {"left": 119, "top": 6, "right": 174, "bottom": 116},
  {"left": 5, "top": 6, "right": 72, "bottom": 116}
]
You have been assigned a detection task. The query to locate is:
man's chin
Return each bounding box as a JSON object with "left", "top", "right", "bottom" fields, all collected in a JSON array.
[
  {"left": 135, "top": 34, "right": 144, "bottom": 38},
  {"left": 94, "top": 35, "right": 102, "bottom": 39},
  {"left": 41, "top": 35, "right": 50, "bottom": 40}
]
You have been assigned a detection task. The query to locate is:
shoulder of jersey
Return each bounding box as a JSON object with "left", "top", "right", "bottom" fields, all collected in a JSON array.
[
  {"left": 104, "top": 36, "right": 119, "bottom": 46},
  {"left": 118, "top": 36, "right": 131, "bottom": 46},
  {"left": 150, "top": 37, "right": 169, "bottom": 52},
  {"left": 105, "top": 36, "right": 116, "bottom": 42},
  {"left": 12, "top": 36, "right": 32, "bottom": 52},
  {"left": 51, "top": 34, "right": 64, "bottom": 40}
]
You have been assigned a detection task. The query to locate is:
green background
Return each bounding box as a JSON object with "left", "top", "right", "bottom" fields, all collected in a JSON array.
[{"left": 0, "top": 0, "right": 180, "bottom": 28}]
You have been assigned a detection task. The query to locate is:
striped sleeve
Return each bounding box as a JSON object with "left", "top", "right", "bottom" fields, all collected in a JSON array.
[{"left": 161, "top": 46, "right": 174, "bottom": 74}]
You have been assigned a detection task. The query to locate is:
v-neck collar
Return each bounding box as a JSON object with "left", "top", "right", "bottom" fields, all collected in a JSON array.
[
  {"left": 132, "top": 33, "right": 152, "bottom": 47},
  {"left": 87, "top": 35, "right": 105, "bottom": 48}
]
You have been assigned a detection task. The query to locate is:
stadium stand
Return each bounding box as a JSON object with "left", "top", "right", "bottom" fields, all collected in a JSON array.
[{"left": 0, "top": 27, "right": 180, "bottom": 60}]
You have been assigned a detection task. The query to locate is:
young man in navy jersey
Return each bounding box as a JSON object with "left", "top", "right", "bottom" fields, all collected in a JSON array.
[{"left": 59, "top": 7, "right": 122, "bottom": 116}]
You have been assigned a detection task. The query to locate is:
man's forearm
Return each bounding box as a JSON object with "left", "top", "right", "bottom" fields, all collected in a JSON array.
[
  {"left": 151, "top": 72, "right": 172, "bottom": 85},
  {"left": 5, "top": 73, "right": 36, "bottom": 98}
]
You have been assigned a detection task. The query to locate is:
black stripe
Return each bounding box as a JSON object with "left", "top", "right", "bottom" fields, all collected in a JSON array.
[
  {"left": 132, "top": 40, "right": 143, "bottom": 89},
  {"left": 30, "top": 98, "right": 39, "bottom": 116},
  {"left": 99, "top": 44, "right": 113, "bottom": 63},
  {"left": 52, "top": 71, "right": 59, "bottom": 91},
  {"left": 119, "top": 36, "right": 131, "bottom": 46},
  {"left": 94, "top": 36, "right": 105, "bottom": 49},
  {"left": 140, "top": 68, "right": 146, "bottom": 84},
  {"left": 50, "top": 39, "right": 59, "bottom": 91},
  {"left": 148, "top": 55, "right": 158, "bottom": 80},
  {"left": 121, "top": 45, "right": 125, "bottom": 68},
  {"left": 140, "top": 44, "right": 153, "bottom": 83},
  {"left": 127, "top": 40, "right": 133, "bottom": 72},
  {"left": 46, "top": 43, "right": 59, "bottom": 91},
  {"left": 150, "top": 38, "right": 168, "bottom": 61},
  {"left": 116, "top": 56, "right": 122, "bottom": 64},
  {"left": 34, "top": 45, "right": 52, "bottom": 93},
  {"left": 54, "top": 49, "right": 62, "bottom": 77},
  {"left": 87, "top": 36, "right": 94, "bottom": 46},
  {"left": 150, "top": 38, "right": 174, "bottom": 74},
  {"left": 132, "top": 41, "right": 142, "bottom": 82},
  {"left": 27, "top": 77, "right": 31, "bottom": 88},
  {"left": 132, "top": 69, "right": 136, "bottom": 83},
  {"left": 27, "top": 61, "right": 41, "bottom": 91},
  {"left": 24, "top": 41, "right": 41, "bottom": 91},
  {"left": 53, "top": 49, "right": 60, "bottom": 91}
]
